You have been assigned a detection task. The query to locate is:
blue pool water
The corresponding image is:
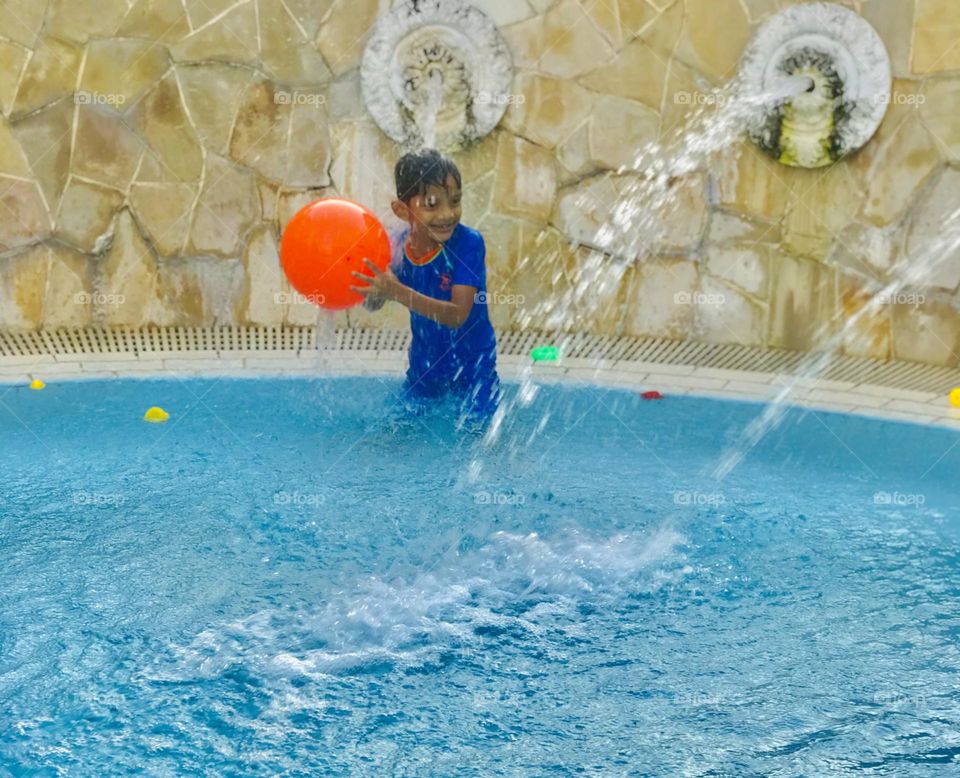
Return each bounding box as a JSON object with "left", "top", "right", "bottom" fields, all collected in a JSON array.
[{"left": 2, "top": 376, "right": 960, "bottom": 776}]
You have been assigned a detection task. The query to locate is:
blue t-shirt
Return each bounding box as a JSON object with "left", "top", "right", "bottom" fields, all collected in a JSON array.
[{"left": 390, "top": 224, "right": 497, "bottom": 385}]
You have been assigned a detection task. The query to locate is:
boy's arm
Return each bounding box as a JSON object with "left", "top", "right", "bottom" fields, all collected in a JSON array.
[
  {"left": 395, "top": 283, "right": 476, "bottom": 328},
  {"left": 351, "top": 259, "right": 475, "bottom": 329}
]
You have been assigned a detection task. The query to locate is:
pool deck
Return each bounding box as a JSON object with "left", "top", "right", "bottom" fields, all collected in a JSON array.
[{"left": 2, "top": 348, "right": 958, "bottom": 432}]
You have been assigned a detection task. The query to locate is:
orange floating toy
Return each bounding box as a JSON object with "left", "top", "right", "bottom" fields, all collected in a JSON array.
[{"left": 280, "top": 198, "right": 391, "bottom": 311}]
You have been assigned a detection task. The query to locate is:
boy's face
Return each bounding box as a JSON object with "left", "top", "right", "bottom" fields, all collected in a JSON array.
[{"left": 395, "top": 175, "right": 462, "bottom": 246}]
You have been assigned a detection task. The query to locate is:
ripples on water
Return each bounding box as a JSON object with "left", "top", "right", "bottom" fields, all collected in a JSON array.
[{"left": 1, "top": 378, "right": 959, "bottom": 775}]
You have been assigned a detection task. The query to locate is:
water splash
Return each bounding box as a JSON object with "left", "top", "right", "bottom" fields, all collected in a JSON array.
[
  {"left": 713, "top": 206, "right": 960, "bottom": 479},
  {"left": 477, "top": 77, "right": 815, "bottom": 453},
  {"left": 157, "top": 526, "right": 686, "bottom": 681}
]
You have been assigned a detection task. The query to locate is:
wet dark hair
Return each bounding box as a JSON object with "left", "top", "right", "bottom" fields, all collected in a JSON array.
[{"left": 394, "top": 148, "right": 462, "bottom": 203}]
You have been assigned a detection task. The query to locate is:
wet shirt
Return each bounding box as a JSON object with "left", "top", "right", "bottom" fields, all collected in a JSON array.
[{"left": 391, "top": 224, "right": 497, "bottom": 385}]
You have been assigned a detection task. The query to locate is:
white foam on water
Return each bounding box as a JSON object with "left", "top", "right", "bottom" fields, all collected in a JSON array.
[{"left": 157, "top": 526, "right": 687, "bottom": 683}]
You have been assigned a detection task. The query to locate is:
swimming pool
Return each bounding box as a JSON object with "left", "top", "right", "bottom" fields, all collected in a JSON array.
[{"left": 2, "top": 376, "right": 959, "bottom": 775}]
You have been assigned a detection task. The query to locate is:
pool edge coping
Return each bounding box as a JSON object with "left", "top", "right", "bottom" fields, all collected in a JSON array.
[{"left": 2, "top": 351, "right": 958, "bottom": 432}]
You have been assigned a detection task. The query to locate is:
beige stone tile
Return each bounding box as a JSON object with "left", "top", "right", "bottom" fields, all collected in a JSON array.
[
  {"left": 163, "top": 358, "right": 246, "bottom": 371},
  {"left": 694, "top": 277, "right": 767, "bottom": 347},
  {"left": 242, "top": 225, "right": 286, "bottom": 326},
  {"left": 156, "top": 258, "right": 244, "bottom": 327},
  {"left": 721, "top": 380, "right": 780, "bottom": 397},
  {"left": 912, "top": 1, "right": 960, "bottom": 74},
  {"left": 782, "top": 164, "right": 865, "bottom": 260},
  {"left": 0, "top": 354, "right": 57, "bottom": 367},
  {"left": 588, "top": 94, "right": 660, "bottom": 171},
  {"left": 636, "top": 0, "right": 683, "bottom": 57},
  {"left": 539, "top": 0, "right": 616, "bottom": 78},
  {"left": 862, "top": 0, "right": 916, "bottom": 78},
  {"left": 920, "top": 77, "right": 960, "bottom": 161},
  {"left": 80, "top": 39, "right": 170, "bottom": 107},
  {"left": 767, "top": 251, "right": 838, "bottom": 352},
  {"left": 800, "top": 388, "right": 891, "bottom": 409},
  {"left": 28, "top": 362, "right": 84, "bottom": 375},
  {"left": 315, "top": 0, "right": 382, "bottom": 77},
  {"left": 715, "top": 141, "right": 796, "bottom": 222},
  {"left": 129, "top": 181, "right": 197, "bottom": 257},
  {"left": 692, "top": 367, "right": 778, "bottom": 384},
  {"left": 176, "top": 64, "right": 255, "bottom": 155},
  {"left": 905, "top": 167, "right": 960, "bottom": 291},
  {"left": 98, "top": 210, "right": 167, "bottom": 327},
  {"left": 0, "top": 0, "right": 46, "bottom": 47},
  {"left": 579, "top": 39, "right": 667, "bottom": 110},
  {"left": 614, "top": 360, "right": 696, "bottom": 376},
  {"left": 54, "top": 179, "right": 123, "bottom": 253},
  {"left": 861, "top": 115, "right": 942, "bottom": 227},
  {"left": 117, "top": 0, "right": 191, "bottom": 42},
  {"left": 10, "top": 99, "right": 74, "bottom": 212},
  {"left": 855, "top": 384, "right": 940, "bottom": 403},
  {"left": 171, "top": 1, "right": 260, "bottom": 65},
  {"left": 891, "top": 299, "right": 960, "bottom": 367},
  {"left": 674, "top": 0, "right": 750, "bottom": 84},
  {"left": 493, "top": 134, "right": 558, "bottom": 223},
  {"left": 706, "top": 211, "right": 781, "bottom": 246},
  {"left": 885, "top": 398, "right": 959, "bottom": 419},
  {"left": 72, "top": 105, "right": 144, "bottom": 192},
  {"left": 185, "top": 153, "right": 260, "bottom": 258},
  {"left": 0, "top": 42, "right": 28, "bottom": 122},
  {"left": 0, "top": 118, "right": 31, "bottom": 178},
  {"left": 130, "top": 73, "right": 203, "bottom": 184},
  {"left": 503, "top": 72, "right": 593, "bottom": 149},
  {"left": 327, "top": 121, "right": 392, "bottom": 215},
  {"left": 837, "top": 273, "right": 893, "bottom": 362},
  {"left": 0, "top": 178, "right": 52, "bottom": 252},
  {"left": 773, "top": 376, "right": 858, "bottom": 392},
  {"left": 705, "top": 245, "right": 769, "bottom": 298},
  {"left": 642, "top": 373, "right": 728, "bottom": 391},
  {"left": 11, "top": 37, "right": 81, "bottom": 118},
  {"left": 44, "top": 246, "right": 93, "bottom": 329}
]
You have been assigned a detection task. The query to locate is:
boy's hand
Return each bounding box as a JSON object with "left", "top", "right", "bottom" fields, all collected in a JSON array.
[{"left": 351, "top": 259, "right": 404, "bottom": 302}]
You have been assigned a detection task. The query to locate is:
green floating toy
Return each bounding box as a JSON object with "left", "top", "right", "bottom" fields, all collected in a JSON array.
[{"left": 531, "top": 346, "right": 559, "bottom": 362}]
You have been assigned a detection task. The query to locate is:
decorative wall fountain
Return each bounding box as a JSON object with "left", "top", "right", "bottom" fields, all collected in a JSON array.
[
  {"left": 360, "top": 0, "right": 514, "bottom": 151},
  {"left": 739, "top": 2, "right": 891, "bottom": 168}
]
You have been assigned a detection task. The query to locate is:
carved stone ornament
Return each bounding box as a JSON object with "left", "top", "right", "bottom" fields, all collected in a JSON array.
[
  {"left": 739, "top": 2, "right": 891, "bottom": 168},
  {"left": 361, "top": 0, "right": 514, "bottom": 151}
]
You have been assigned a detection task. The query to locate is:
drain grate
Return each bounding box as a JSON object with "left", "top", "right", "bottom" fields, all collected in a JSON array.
[{"left": 1, "top": 326, "right": 958, "bottom": 394}]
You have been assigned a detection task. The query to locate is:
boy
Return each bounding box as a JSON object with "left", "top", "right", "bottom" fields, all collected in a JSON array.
[{"left": 351, "top": 149, "right": 500, "bottom": 424}]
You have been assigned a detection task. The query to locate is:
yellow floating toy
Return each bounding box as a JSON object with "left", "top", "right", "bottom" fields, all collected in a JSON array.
[
  {"left": 950, "top": 388, "right": 960, "bottom": 408},
  {"left": 144, "top": 406, "right": 170, "bottom": 423},
  {"left": 29, "top": 379, "right": 45, "bottom": 390}
]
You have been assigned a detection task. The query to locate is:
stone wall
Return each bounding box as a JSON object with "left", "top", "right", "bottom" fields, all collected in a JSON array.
[{"left": 0, "top": 0, "right": 958, "bottom": 366}]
